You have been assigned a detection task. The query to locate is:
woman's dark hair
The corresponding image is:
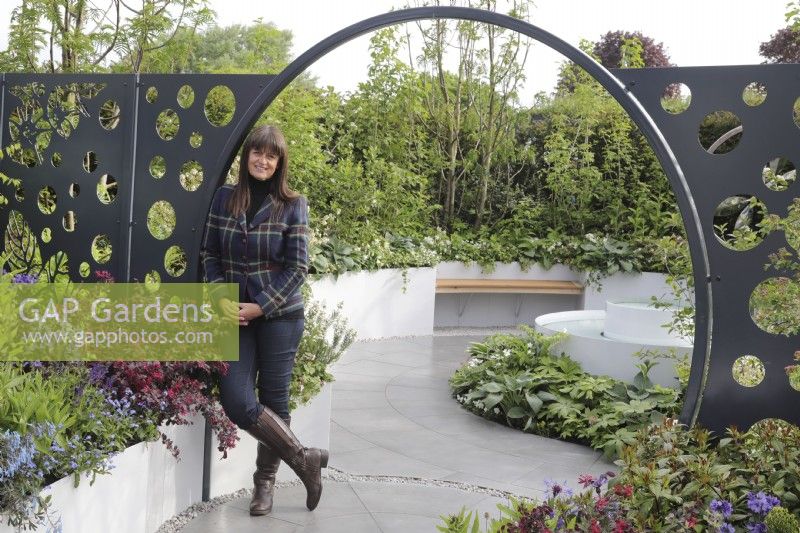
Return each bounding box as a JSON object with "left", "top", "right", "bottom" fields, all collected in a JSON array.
[{"left": 226, "top": 124, "right": 299, "bottom": 219}]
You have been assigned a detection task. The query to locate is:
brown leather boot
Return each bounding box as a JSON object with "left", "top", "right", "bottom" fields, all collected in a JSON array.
[
  {"left": 245, "top": 407, "right": 329, "bottom": 511},
  {"left": 249, "top": 442, "right": 280, "bottom": 516}
]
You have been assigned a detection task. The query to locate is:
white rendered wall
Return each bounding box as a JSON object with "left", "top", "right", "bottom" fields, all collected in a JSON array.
[
  {"left": 0, "top": 416, "right": 205, "bottom": 533},
  {"left": 581, "top": 271, "right": 677, "bottom": 310},
  {"left": 309, "top": 267, "right": 435, "bottom": 339}
]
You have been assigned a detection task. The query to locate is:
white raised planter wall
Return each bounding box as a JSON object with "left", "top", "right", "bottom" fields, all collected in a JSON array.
[
  {"left": 0, "top": 416, "right": 205, "bottom": 533},
  {"left": 0, "top": 384, "right": 333, "bottom": 533},
  {"left": 580, "top": 271, "right": 680, "bottom": 310},
  {"left": 309, "top": 267, "right": 435, "bottom": 339},
  {"left": 206, "top": 382, "right": 333, "bottom": 499}
]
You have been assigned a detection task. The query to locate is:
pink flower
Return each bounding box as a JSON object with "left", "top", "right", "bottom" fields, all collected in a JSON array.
[
  {"left": 578, "top": 474, "right": 595, "bottom": 487},
  {"left": 595, "top": 497, "right": 610, "bottom": 512},
  {"left": 613, "top": 484, "right": 633, "bottom": 498},
  {"left": 614, "top": 519, "right": 630, "bottom": 533},
  {"left": 94, "top": 270, "right": 115, "bottom": 283}
]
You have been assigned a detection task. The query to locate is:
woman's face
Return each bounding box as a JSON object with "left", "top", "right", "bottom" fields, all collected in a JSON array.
[{"left": 247, "top": 147, "right": 279, "bottom": 181}]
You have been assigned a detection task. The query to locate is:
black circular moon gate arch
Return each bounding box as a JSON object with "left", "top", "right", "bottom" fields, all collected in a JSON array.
[{"left": 212, "top": 6, "right": 710, "bottom": 428}]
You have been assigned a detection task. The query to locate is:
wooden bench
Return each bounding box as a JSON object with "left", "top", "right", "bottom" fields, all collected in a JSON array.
[{"left": 436, "top": 279, "right": 584, "bottom": 317}]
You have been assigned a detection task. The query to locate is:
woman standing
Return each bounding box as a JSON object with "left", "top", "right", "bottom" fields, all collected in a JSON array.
[{"left": 201, "top": 124, "right": 327, "bottom": 515}]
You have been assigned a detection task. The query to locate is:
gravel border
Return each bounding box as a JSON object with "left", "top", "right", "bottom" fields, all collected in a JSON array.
[{"left": 155, "top": 467, "right": 532, "bottom": 533}]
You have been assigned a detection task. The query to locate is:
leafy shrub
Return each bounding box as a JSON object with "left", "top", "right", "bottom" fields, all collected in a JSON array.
[
  {"left": 88, "top": 360, "right": 236, "bottom": 457},
  {"left": 439, "top": 420, "right": 800, "bottom": 531},
  {"left": 0, "top": 363, "right": 160, "bottom": 529},
  {"left": 765, "top": 506, "right": 800, "bottom": 532},
  {"left": 450, "top": 327, "right": 682, "bottom": 458},
  {"left": 290, "top": 291, "right": 356, "bottom": 410},
  {"left": 615, "top": 419, "right": 800, "bottom": 530}
]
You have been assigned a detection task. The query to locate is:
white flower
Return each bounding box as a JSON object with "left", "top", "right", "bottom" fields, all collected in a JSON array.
[{"left": 493, "top": 407, "right": 500, "bottom": 415}]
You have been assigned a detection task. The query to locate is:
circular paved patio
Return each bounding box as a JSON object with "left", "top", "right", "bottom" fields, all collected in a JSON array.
[{"left": 168, "top": 333, "right": 615, "bottom": 532}]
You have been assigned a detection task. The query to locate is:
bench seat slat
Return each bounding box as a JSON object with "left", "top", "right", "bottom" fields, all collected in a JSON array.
[{"left": 436, "top": 279, "right": 583, "bottom": 295}]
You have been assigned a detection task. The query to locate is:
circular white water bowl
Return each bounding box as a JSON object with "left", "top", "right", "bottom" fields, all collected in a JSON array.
[
  {"left": 534, "top": 305, "right": 692, "bottom": 388},
  {"left": 604, "top": 300, "right": 689, "bottom": 345}
]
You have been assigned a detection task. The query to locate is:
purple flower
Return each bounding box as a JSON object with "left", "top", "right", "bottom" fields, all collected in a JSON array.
[
  {"left": 710, "top": 499, "right": 733, "bottom": 518},
  {"left": 0, "top": 430, "right": 37, "bottom": 480},
  {"left": 746, "top": 523, "right": 767, "bottom": 533},
  {"left": 592, "top": 473, "right": 609, "bottom": 490},
  {"left": 11, "top": 273, "right": 38, "bottom": 284},
  {"left": 88, "top": 363, "right": 108, "bottom": 383},
  {"left": 718, "top": 524, "right": 734, "bottom": 533},
  {"left": 746, "top": 491, "right": 780, "bottom": 514},
  {"left": 544, "top": 479, "right": 573, "bottom": 498}
]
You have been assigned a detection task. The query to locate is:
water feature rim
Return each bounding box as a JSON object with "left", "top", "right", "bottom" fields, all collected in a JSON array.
[{"left": 535, "top": 309, "right": 692, "bottom": 348}]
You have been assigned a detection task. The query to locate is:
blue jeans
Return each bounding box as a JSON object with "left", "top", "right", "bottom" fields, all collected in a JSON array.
[{"left": 219, "top": 317, "right": 304, "bottom": 428}]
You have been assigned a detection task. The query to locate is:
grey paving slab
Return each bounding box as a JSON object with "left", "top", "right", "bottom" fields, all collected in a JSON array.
[
  {"left": 330, "top": 423, "right": 379, "bottom": 455},
  {"left": 331, "top": 389, "right": 390, "bottom": 411},
  {"left": 302, "top": 514, "right": 381, "bottom": 533},
  {"left": 412, "top": 412, "right": 510, "bottom": 435},
  {"left": 388, "top": 398, "right": 467, "bottom": 418},
  {"left": 404, "top": 362, "right": 463, "bottom": 378},
  {"left": 331, "top": 359, "right": 413, "bottom": 378},
  {"left": 351, "top": 429, "right": 542, "bottom": 484},
  {"left": 510, "top": 459, "right": 615, "bottom": 492},
  {"left": 385, "top": 372, "right": 449, "bottom": 390},
  {"left": 330, "top": 446, "right": 455, "bottom": 479},
  {"left": 178, "top": 502, "right": 301, "bottom": 533},
  {"left": 451, "top": 426, "right": 601, "bottom": 466},
  {"left": 385, "top": 384, "right": 454, "bottom": 403},
  {"left": 439, "top": 471, "right": 545, "bottom": 499},
  {"left": 329, "top": 372, "right": 388, "bottom": 392},
  {"left": 355, "top": 428, "right": 460, "bottom": 457},
  {"left": 426, "top": 447, "right": 543, "bottom": 484},
  {"left": 362, "top": 351, "right": 441, "bottom": 368},
  {"left": 372, "top": 513, "right": 441, "bottom": 532},
  {"left": 349, "top": 481, "right": 490, "bottom": 518},
  {"left": 332, "top": 406, "right": 421, "bottom": 434},
  {"left": 269, "top": 483, "right": 372, "bottom": 524},
  {"left": 354, "top": 338, "right": 433, "bottom": 354}
]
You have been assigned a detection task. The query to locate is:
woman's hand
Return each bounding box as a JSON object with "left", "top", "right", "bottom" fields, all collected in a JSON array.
[{"left": 238, "top": 302, "right": 264, "bottom": 326}]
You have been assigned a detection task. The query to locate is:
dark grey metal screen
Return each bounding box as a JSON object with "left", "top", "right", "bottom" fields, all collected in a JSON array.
[
  {"left": 0, "top": 73, "right": 274, "bottom": 285},
  {"left": 615, "top": 65, "right": 800, "bottom": 434}
]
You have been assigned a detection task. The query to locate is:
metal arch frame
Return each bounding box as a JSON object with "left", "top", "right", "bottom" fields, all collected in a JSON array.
[{"left": 210, "top": 6, "right": 711, "bottom": 427}]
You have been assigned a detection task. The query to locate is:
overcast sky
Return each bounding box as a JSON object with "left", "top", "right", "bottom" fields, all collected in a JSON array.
[{"left": 0, "top": 0, "right": 789, "bottom": 102}]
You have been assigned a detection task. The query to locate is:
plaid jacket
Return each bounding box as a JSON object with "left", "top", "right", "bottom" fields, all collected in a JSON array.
[{"left": 201, "top": 184, "right": 309, "bottom": 318}]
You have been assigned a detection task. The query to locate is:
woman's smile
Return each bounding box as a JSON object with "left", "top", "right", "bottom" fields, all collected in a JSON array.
[{"left": 248, "top": 148, "right": 279, "bottom": 180}]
